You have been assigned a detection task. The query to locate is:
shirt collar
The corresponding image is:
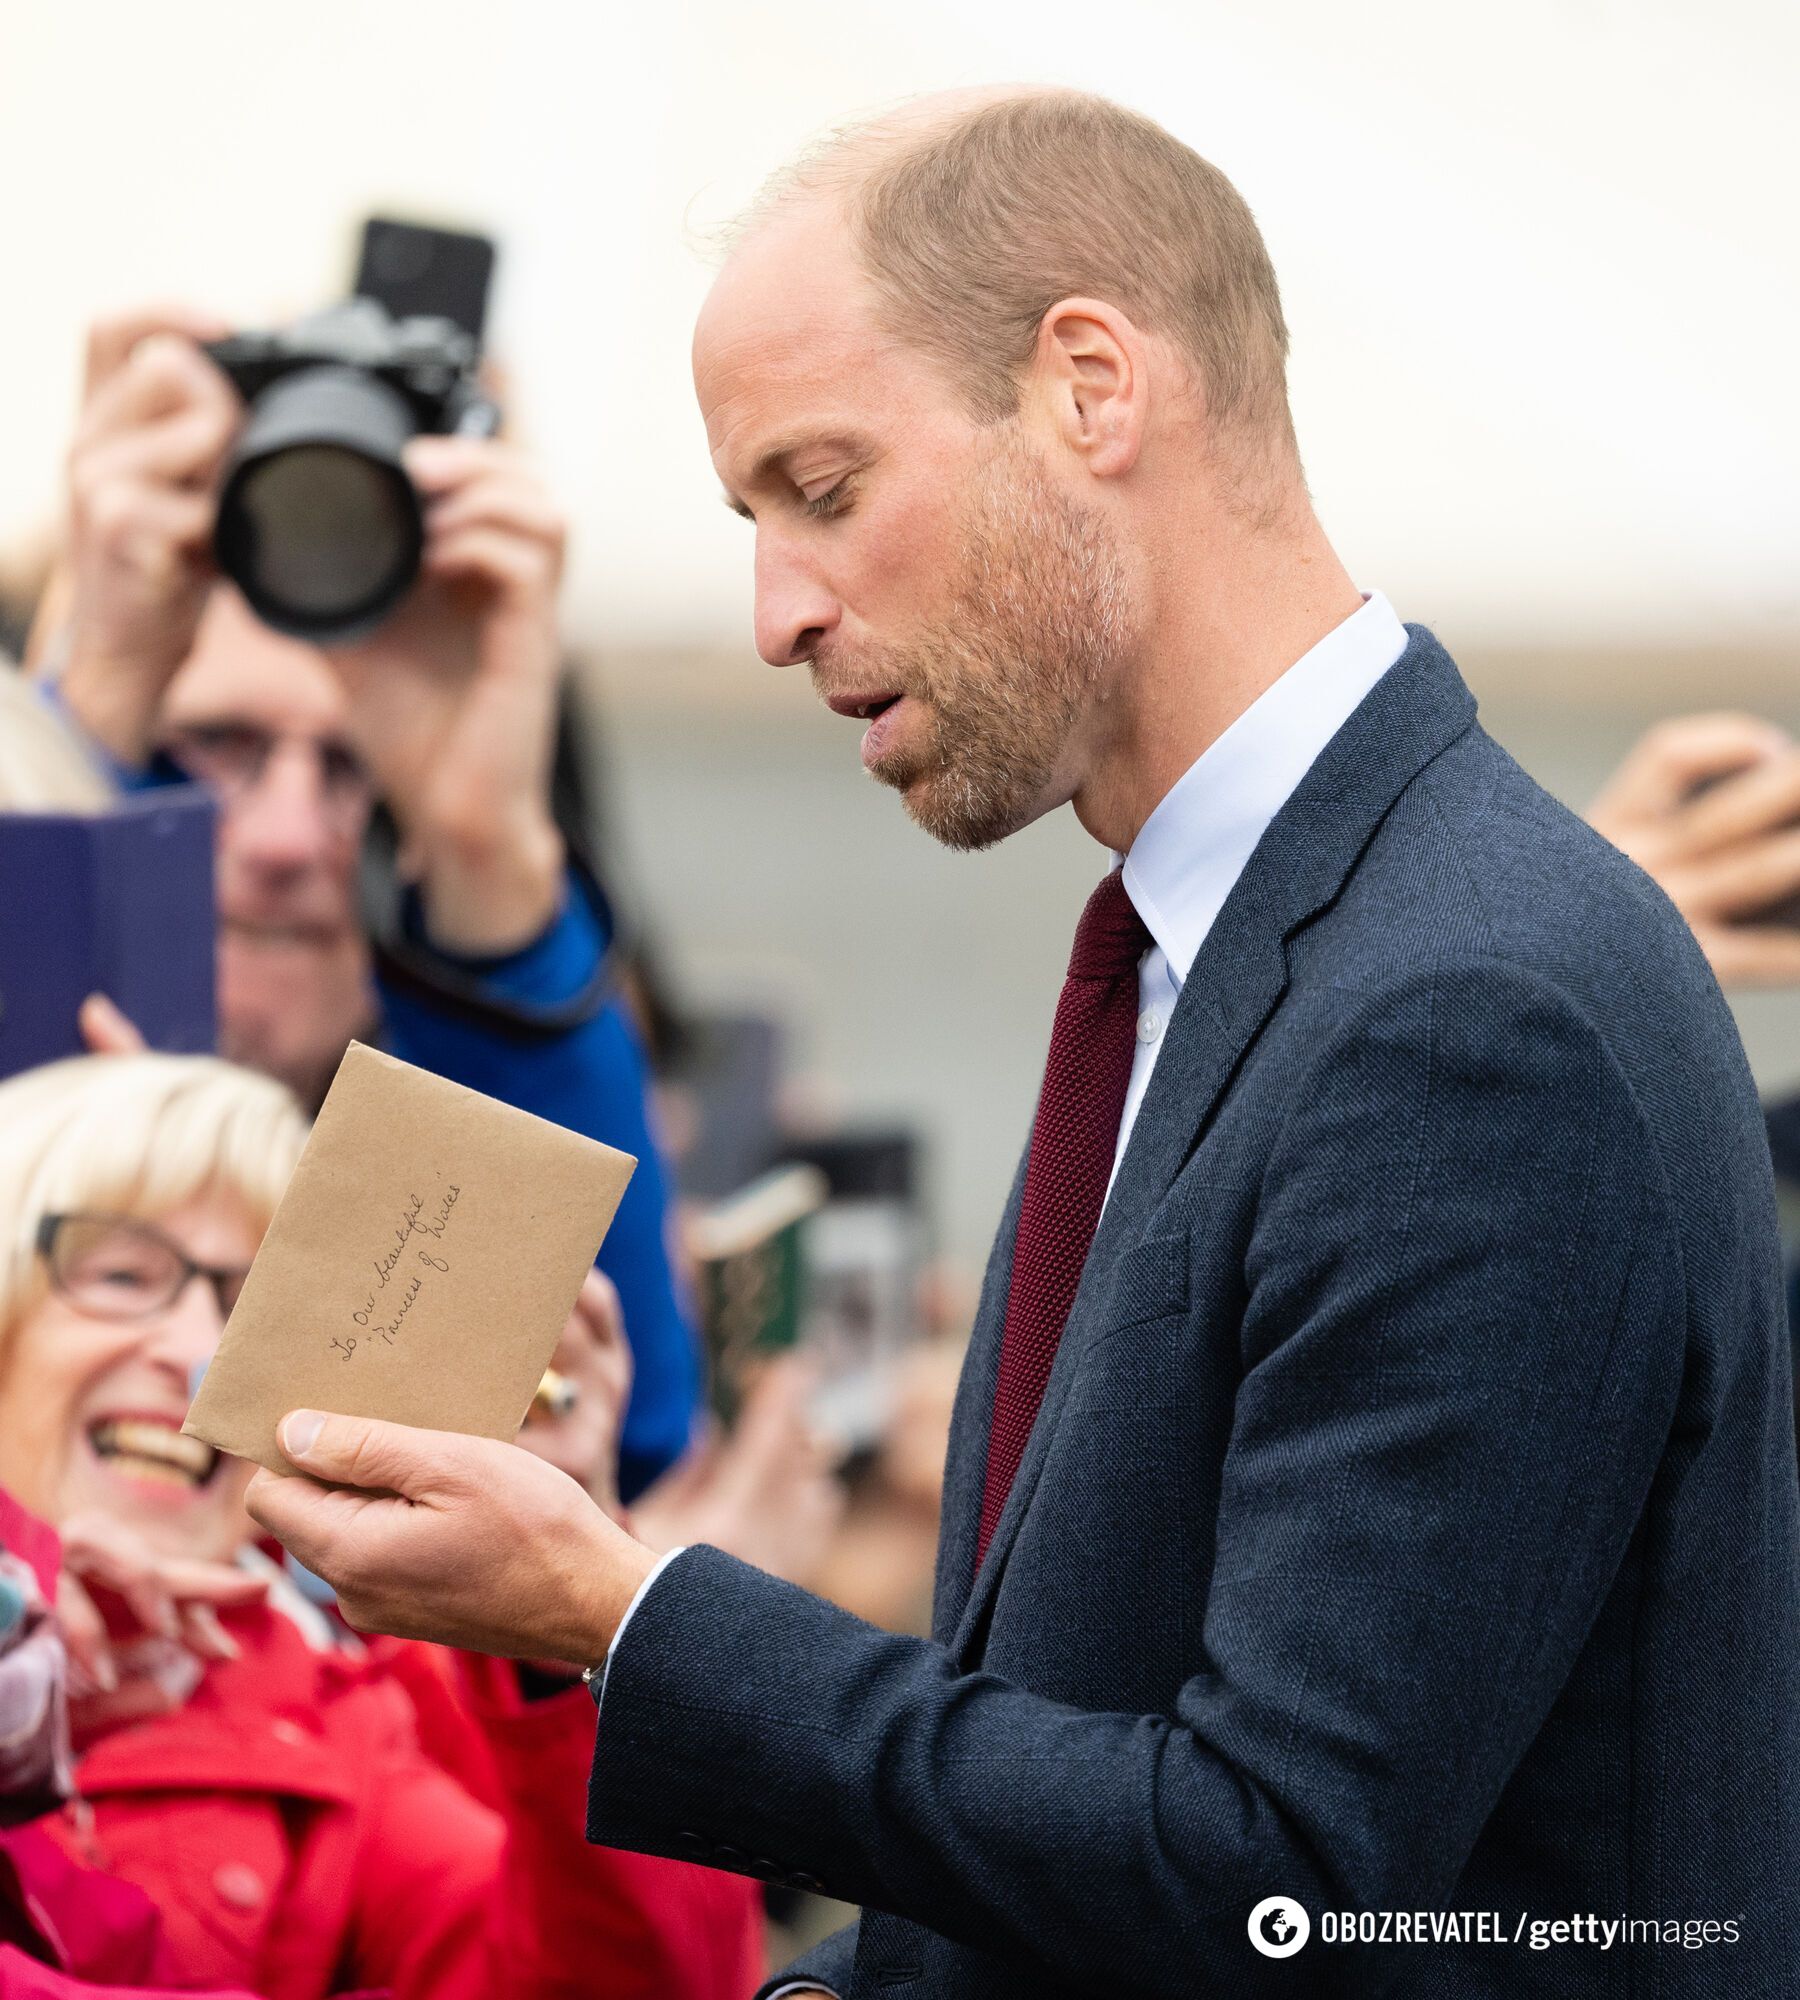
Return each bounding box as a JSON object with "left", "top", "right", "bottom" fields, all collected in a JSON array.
[{"left": 1120, "top": 590, "right": 1408, "bottom": 986}]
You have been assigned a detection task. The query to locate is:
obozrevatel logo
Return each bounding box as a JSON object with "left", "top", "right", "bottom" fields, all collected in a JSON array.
[{"left": 1248, "top": 1896, "right": 1311, "bottom": 1958}]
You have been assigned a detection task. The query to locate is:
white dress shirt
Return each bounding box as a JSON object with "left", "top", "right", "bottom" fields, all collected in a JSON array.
[
  {"left": 614, "top": 593, "right": 1408, "bottom": 2000},
  {"left": 1109, "top": 589, "right": 1408, "bottom": 1192}
]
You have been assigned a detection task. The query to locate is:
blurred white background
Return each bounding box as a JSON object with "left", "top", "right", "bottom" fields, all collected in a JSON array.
[{"left": 4, "top": 0, "right": 1797, "bottom": 1261}]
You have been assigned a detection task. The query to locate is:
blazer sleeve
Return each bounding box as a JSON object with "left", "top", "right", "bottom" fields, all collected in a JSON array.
[
  {"left": 587, "top": 961, "right": 1687, "bottom": 1995},
  {"left": 755, "top": 1920, "right": 858, "bottom": 1999}
]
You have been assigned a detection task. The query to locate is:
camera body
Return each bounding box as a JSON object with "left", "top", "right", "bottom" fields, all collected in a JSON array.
[{"left": 206, "top": 299, "right": 498, "bottom": 643}]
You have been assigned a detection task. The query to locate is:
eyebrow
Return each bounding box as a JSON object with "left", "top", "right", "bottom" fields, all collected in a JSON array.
[{"left": 720, "top": 429, "right": 875, "bottom": 520}]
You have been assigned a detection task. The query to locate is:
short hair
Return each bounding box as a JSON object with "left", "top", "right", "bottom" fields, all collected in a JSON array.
[
  {"left": 0, "top": 1053, "right": 307, "bottom": 1345},
  {"left": 749, "top": 89, "right": 1293, "bottom": 447}
]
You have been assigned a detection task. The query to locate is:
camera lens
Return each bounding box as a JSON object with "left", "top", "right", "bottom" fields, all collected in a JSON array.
[
  {"left": 227, "top": 445, "right": 415, "bottom": 625},
  {"left": 214, "top": 365, "right": 424, "bottom": 642}
]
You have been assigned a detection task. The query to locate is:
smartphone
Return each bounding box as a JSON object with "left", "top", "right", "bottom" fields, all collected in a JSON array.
[{"left": 354, "top": 217, "right": 497, "bottom": 346}]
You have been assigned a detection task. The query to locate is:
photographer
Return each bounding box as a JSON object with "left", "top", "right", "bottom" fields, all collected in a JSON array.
[{"left": 35, "top": 308, "right": 698, "bottom": 1498}]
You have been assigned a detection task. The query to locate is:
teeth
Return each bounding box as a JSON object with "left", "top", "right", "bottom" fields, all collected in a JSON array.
[
  {"left": 113, "top": 1456, "right": 196, "bottom": 1488},
  {"left": 858, "top": 704, "right": 871, "bottom": 719},
  {"left": 90, "top": 1420, "right": 217, "bottom": 1485}
]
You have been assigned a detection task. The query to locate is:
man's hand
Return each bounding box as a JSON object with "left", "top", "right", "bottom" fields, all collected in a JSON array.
[
  {"left": 57, "top": 309, "right": 237, "bottom": 765},
  {"left": 321, "top": 437, "right": 569, "bottom": 955},
  {"left": 1587, "top": 711, "right": 1800, "bottom": 985},
  {"left": 245, "top": 1411, "right": 656, "bottom": 1665},
  {"left": 516, "top": 1269, "right": 634, "bottom": 1514}
]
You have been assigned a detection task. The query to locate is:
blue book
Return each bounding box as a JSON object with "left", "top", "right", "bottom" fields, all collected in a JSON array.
[{"left": 0, "top": 785, "right": 217, "bottom": 1078}]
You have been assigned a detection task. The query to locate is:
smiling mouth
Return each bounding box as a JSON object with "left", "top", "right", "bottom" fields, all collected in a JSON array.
[
  {"left": 221, "top": 919, "right": 337, "bottom": 948},
  {"left": 87, "top": 1418, "right": 220, "bottom": 1490}
]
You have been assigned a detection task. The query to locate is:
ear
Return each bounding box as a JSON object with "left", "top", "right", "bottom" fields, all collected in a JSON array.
[{"left": 1030, "top": 297, "right": 1145, "bottom": 479}]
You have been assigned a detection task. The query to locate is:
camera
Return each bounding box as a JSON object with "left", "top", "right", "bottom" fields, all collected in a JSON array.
[{"left": 206, "top": 299, "right": 498, "bottom": 644}]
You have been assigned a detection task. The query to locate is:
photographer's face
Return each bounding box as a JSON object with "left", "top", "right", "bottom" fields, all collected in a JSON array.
[
  {"left": 694, "top": 201, "right": 1131, "bottom": 850},
  {"left": 160, "top": 592, "right": 374, "bottom": 1108}
]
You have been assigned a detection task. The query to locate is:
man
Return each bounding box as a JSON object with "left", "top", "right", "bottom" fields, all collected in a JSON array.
[
  {"left": 38, "top": 312, "right": 696, "bottom": 1495},
  {"left": 249, "top": 89, "right": 1800, "bottom": 1995}
]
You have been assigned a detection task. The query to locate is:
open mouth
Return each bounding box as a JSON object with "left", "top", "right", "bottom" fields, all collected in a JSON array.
[
  {"left": 87, "top": 1416, "right": 220, "bottom": 1491},
  {"left": 824, "top": 690, "right": 903, "bottom": 722}
]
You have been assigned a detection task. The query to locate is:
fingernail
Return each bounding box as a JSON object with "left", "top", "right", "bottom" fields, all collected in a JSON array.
[{"left": 281, "top": 1410, "right": 325, "bottom": 1461}]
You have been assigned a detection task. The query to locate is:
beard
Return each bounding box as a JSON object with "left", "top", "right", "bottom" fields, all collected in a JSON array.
[{"left": 812, "top": 427, "right": 1134, "bottom": 851}]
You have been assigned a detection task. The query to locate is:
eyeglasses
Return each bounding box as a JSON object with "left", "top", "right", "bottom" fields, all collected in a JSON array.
[
  {"left": 35, "top": 1213, "right": 251, "bottom": 1323},
  {"left": 157, "top": 722, "right": 374, "bottom": 837}
]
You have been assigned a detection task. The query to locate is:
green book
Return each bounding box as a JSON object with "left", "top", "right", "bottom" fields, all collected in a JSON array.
[{"left": 689, "top": 1164, "right": 828, "bottom": 1423}]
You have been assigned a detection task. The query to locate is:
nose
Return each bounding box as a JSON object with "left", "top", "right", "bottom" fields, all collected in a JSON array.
[
  {"left": 225, "top": 742, "right": 341, "bottom": 878},
  {"left": 140, "top": 1274, "right": 230, "bottom": 1387},
  {"left": 753, "top": 535, "right": 841, "bottom": 668}
]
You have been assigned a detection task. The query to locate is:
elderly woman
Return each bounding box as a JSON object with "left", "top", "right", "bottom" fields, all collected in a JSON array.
[{"left": 0, "top": 1051, "right": 763, "bottom": 2000}]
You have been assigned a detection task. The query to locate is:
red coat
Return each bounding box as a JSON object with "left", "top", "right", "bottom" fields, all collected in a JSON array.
[{"left": 43, "top": 1600, "right": 763, "bottom": 2000}]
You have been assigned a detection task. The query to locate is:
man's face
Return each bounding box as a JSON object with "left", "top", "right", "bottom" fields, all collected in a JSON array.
[
  {"left": 694, "top": 203, "right": 1134, "bottom": 850},
  {"left": 159, "top": 592, "right": 374, "bottom": 1105}
]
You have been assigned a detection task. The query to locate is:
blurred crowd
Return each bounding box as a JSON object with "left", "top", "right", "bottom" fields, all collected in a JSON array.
[
  {"left": 0, "top": 299, "right": 1794, "bottom": 1998},
  {"left": 0, "top": 303, "right": 962, "bottom": 1998}
]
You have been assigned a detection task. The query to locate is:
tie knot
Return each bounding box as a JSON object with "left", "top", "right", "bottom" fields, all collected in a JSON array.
[{"left": 1067, "top": 870, "right": 1152, "bottom": 981}]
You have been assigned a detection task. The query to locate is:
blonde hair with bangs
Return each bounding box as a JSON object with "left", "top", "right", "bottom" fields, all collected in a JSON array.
[{"left": 0, "top": 1054, "right": 307, "bottom": 1342}]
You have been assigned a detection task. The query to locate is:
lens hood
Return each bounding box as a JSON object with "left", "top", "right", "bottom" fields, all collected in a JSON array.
[{"left": 214, "top": 364, "right": 424, "bottom": 643}]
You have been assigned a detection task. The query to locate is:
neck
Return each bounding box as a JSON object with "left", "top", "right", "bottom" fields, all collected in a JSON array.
[{"left": 1070, "top": 495, "right": 1363, "bottom": 854}]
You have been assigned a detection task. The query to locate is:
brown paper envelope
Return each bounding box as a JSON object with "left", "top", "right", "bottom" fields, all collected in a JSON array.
[{"left": 184, "top": 1041, "right": 637, "bottom": 1475}]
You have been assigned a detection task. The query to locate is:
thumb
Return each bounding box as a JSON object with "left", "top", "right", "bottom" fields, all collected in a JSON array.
[
  {"left": 278, "top": 1409, "right": 444, "bottom": 1495},
  {"left": 80, "top": 992, "right": 149, "bottom": 1055}
]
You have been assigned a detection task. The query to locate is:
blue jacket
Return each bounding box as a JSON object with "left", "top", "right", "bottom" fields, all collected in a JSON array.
[
  {"left": 585, "top": 629, "right": 1800, "bottom": 1996},
  {"left": 59, "top": 680, "right": 700, "bottom": 1498},
  {"left": 378, "top": 883, "right": 697, "bottom": 1498}
]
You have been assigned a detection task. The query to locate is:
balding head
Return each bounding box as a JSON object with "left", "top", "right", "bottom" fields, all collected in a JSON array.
[
  {"left": 733, "top": 87, "right": 1294, "bottom": 456},
  {"left": 694, "top": 88, "right": 1334, "bottom": 857}
]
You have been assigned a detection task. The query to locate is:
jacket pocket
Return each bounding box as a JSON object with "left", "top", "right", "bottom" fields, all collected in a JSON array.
[{"left": 1085, "top": 1230, "right": 1190, "bottom": 1346}]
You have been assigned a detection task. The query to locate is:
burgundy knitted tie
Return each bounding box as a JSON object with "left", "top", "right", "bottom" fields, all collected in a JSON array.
[{"left": 975, "top": 869, "right": 1153, "bottom": 1570}]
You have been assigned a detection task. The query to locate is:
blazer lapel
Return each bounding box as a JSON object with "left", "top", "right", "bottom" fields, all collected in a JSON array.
[
  {"left": 948, "top": 627, "right": 1479, "bottom": 1657},
  {"left": 931, "top": 1144, "right": 1028, "bottom": 1642}
]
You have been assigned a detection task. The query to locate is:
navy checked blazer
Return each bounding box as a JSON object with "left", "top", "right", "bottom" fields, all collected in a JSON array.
[{"left": 586, "top": 628, "right": 1800, "bottom": 1997}]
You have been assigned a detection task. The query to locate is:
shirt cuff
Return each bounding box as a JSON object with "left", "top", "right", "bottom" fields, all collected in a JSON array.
[{"left": 587, "top": 1545, "right": 688, "bottom": 1715}]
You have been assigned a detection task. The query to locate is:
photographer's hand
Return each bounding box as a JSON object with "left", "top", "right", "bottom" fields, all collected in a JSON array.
[
  {"left": 57, "top": 310, "right": 236, "bottom": 765},
  {"left": 323, "top": 437, "right": 568, "bottom": 955}
]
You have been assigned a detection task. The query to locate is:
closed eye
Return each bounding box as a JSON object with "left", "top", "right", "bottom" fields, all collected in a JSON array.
[{"left": 804, "top": 477, "right": 854, "bottom": 520}]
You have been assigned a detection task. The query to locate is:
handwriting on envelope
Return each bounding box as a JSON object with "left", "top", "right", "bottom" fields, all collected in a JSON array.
[
  {"left": 185, "top": 1042, "right": 636, "bottom": 1476},
  {"left": 335, "top": 1183, "right": 462, "bottom": 1363}
]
